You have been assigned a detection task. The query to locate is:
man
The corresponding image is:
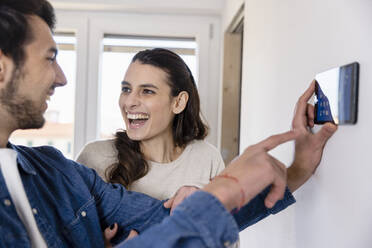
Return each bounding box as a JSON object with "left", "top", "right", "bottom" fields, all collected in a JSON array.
[{"left": 0, "top": 0, "right": 337, "bottom": 247}]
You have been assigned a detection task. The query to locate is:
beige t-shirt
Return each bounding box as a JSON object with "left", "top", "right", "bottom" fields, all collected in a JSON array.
[{"left": 76, "top": 139, "right": 225, "bottom": 200}]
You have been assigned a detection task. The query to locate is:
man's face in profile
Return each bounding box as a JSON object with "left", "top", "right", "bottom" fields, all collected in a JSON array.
[{"left": 0, "top": 15, "right": 66, "bottom": 130}]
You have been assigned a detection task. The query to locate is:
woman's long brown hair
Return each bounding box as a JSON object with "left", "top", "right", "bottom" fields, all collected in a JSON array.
[{"left": 105, "top": 48, "right": 208, "bottom": 188}]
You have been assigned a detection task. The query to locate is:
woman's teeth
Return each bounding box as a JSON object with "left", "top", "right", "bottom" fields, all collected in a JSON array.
[
  {"left": 127, "top": 113, "right": 149, "bottom": 128},
  {"left": 127, "top": 113, "right": 149, "bottom": 120}
]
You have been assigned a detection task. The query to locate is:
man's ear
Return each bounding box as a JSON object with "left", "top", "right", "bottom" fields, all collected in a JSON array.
[
  {"left": 0, "top": 50, "right": 14, "bottom": 84},
  {"left": 0, "top": 50, "right": 5, "bottom": 83},
  {"left": 172, "top": 91, "right": 189, "bottom": 114}
]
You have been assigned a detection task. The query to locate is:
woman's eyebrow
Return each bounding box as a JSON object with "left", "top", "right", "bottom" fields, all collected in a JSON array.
[
  {"left": 139, "top": 84, "right": 159, "bottom": 89},
  {"left": 121, "top": 81, "right": 159, "bottom": 89}
]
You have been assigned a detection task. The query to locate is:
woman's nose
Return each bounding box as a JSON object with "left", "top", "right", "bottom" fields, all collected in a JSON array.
[{"left": 124, "top": 92, "right": 140, "bottom": 108}]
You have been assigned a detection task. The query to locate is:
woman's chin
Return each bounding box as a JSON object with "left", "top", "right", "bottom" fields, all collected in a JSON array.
[{"left": 126, "top": 130, "right": 145, "bottom": 141}]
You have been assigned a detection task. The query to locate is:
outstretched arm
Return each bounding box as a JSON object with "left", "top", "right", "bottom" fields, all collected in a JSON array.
[
  {"left": 114, "top": 131, "right": 296, "bottom": 247},
  {"left": 103, "top": 82, "right": 334, "bottom": 247}
]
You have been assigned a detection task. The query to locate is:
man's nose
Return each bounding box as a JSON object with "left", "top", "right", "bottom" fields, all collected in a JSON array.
[{"left": 54, "top": 62, "right": 67, "bottom": 87}]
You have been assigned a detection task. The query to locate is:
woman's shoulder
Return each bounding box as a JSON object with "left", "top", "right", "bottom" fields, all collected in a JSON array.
[
  {"left": 76, "top": 139, "right": 118, "bottom": 169},
  {"left": 81, "top": 139, "right": 117, "bottom": 154},
  {"left": 184, "top": 140, "right": 225, "bottom": 175},
  {"left": 188, "top": 139, "right": 220, "bottom": 155},
  {"left": 186, "top": 140, "right": 223, "bottom": 164}
]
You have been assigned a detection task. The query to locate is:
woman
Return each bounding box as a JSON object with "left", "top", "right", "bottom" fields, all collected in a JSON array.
[{"left": 77, "top": 48, "right": 224, "bottom": 201}]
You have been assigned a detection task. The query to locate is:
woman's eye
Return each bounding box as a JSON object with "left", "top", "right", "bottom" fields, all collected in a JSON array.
[
  {"left": 121, "top": 87, "right": 131, "bottom": 93},
  {"left": 143, "top": 89, "right": 155, "bottom": 94}
]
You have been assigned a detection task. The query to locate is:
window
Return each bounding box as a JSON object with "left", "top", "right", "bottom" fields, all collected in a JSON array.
[{"left": 52, "top": 13, "right": 220, "bottom": 152}]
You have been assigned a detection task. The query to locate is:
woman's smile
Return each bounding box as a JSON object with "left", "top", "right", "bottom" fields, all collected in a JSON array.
[{"left": 126, "top": 111, "right": 150, "bottom": 129}]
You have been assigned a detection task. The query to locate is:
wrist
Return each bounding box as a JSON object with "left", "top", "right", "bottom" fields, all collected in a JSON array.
[
  {"left": 203, "top": 176, "right": 242, "bottom": 212},
  {"left": 287, "top": 162, "right": 312, "bottom": 192}
]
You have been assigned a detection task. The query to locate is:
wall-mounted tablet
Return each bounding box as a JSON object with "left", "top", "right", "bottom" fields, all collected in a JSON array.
[{"left": 314, "top": 62, "right": 359, "bottom": 125}]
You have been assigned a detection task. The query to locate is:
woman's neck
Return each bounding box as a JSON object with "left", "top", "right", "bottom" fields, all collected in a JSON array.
[{"left": 140, "top": 133, "right": 184, "bottom": 163}]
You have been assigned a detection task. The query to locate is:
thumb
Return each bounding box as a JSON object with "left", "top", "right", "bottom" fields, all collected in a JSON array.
[
  {"left": 316, "top": 123, "right": 337, "bottom": 144},
  {"left": 163, "top": 197, "right": 174, "bottom": 209}
]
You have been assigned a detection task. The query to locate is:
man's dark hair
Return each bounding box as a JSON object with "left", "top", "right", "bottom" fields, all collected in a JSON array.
[{"left": 0, "top": 0, "right": 56, "bottom": 66}]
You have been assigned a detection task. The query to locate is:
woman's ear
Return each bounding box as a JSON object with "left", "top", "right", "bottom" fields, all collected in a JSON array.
[{"left": 172, "top": 91, "right": 189, "bottom": 114}]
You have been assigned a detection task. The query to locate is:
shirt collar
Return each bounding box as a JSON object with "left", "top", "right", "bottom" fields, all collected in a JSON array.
[{"left": 7, "top": 142, "right": 37, "bottom": 175}]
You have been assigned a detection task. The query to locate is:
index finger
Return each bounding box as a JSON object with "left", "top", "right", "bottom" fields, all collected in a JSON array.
[{"left": 257, "top": 130, "right": 296, "bottom": 152}]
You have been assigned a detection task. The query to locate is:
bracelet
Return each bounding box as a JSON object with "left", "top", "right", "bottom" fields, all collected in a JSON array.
[{"left": 212, "top": 174, "right": 245, "bottom": 211}]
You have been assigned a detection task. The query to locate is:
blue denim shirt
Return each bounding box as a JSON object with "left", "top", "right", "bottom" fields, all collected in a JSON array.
[{"left": 0, "top": 144, "right": 295, "bottom": 247}]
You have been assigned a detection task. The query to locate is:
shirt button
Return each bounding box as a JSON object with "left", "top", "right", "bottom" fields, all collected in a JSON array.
[
  {"left": 32, "top": 208, "right": 38, "bottom": 215},
  {"left": 4, "top": 199, "right": 11, "bottom": 206},
  {"left": 81, "top": 211, "right": 87, "bottom": 217}
]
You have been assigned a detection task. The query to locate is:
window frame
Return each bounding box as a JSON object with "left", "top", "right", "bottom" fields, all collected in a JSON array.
[
  {"left": 55, "top": 11, "right": 221, "bottom": 157},
  {"left": 55, "top": 13, "right": 89, "bottom": 158}
]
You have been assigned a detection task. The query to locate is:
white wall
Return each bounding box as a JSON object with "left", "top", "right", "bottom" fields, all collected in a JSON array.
[
  {"left": 223, "top": 0, "right": 372, "bottom": 247},
  {"left": 222, "top": 0, "right": 244, "bottom": 30}
]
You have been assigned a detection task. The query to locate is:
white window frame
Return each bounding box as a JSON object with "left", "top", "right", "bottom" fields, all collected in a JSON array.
[
  {"left": 55, "top": 11, "right": 221, "bottom": 157},
  {"left": 54, "top": 13, "right": 89, "bottom": 158}
]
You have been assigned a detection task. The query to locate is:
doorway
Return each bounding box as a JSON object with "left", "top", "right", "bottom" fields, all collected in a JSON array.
[{"left": 220, "top": 6, "right": 244, "bottom": 164}]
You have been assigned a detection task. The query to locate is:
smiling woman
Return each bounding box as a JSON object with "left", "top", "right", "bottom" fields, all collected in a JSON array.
[
  {"left": 76, "top": 48, "right": 225, "bottom": 200},
  {"left": 98, "top": 35, "right": 197, "bottom": 139}
]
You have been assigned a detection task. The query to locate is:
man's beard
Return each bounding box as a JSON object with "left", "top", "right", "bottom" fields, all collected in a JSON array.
[{"left": 0, "top": 66, "right": 45, "bottom": 129}]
